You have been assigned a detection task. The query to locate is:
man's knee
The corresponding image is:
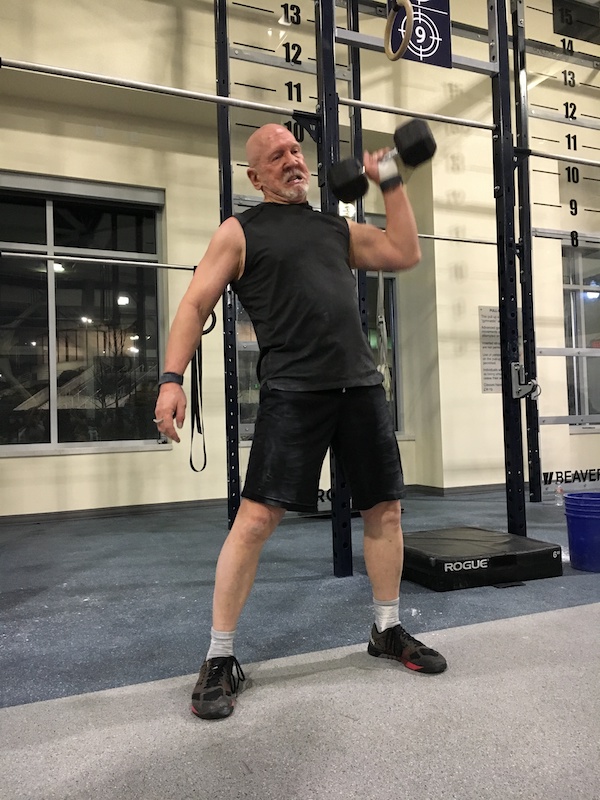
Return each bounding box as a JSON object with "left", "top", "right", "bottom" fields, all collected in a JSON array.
[
  {"left": 232, "top": 498, "right": 286, "bottom": 545},
  {"left": 360, "top": 499, "right": 401, "bottom": 530}
]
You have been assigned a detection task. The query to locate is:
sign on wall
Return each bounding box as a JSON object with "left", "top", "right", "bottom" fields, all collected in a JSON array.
[
  {"left": 552, "top": 0, "right": 600, "bottom": 45},
  {"left": 479, "top": 306, "right": 502, "bottom": 393},
  {"left": 389, "top": 0, "right": 453, "bottom": 69},
  {"left": 479, "top": 306, "right": 524, "bottom": 394}
]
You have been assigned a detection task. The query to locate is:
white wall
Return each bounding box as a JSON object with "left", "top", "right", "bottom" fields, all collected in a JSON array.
[{"left": 1, "top": 0, "right": 599, "bottom": 515}]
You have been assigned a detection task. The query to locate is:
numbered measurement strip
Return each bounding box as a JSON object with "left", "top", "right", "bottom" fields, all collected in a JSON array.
[
  {"left": 527, "top": 1, "right": 600, "bottom": 252},
  {"left": 229, "top": 0, "right": 349, "bottom": 99},
  {"left": 227, "top": 1, "right": 330, "bottom": 202},
  {"left": 529, "top": 63, "right": 600, "bottom": 132}
]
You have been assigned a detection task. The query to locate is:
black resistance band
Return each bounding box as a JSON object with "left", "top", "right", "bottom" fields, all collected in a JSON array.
[{"left": 189, "top": 310, "right": 217, "bottom": 472}]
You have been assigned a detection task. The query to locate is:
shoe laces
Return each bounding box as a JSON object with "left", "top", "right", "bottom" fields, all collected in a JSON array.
[
  {"left": 205, "top": 656, "right": 246, "bottom": 693},
  {"left": 388, "top": 624, "right": 421, "bottom": 654}
]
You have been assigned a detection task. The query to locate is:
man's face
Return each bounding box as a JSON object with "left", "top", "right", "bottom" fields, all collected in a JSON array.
[{"left": 247, "top": 127, "right": 310, "bottom": 204}]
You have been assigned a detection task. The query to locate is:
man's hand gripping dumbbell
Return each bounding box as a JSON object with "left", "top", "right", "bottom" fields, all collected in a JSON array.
[{"left": 328, "top": 118, "right": 437, "bottom": 202}]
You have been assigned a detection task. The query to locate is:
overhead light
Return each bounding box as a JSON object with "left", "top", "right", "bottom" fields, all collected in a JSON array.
[
  {"left": 129, "top": 334, "right": 140, "bottom": 341},
  {"left": 117, "top": 295, "right": 130, "bottom": 306},
  {"left": 53, "top": 263, "right": 65, "bottom": 273},
  {"left": 31, "top": 341, "right": 37, "bottom": 346},
  {"left": 585, "top": 281, "right": 599, "bottom": 301},
  {"left": 128, "top": 346, "right": 139, "bottom": 354},
  {"left": 81, "top": 316, "right": 93, "bottom": 324}
]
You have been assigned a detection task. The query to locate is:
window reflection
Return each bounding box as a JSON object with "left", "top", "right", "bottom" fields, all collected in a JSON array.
[
  {"left": 55, "top": 262, "right": 159, "bottom": 442},
  {"left": 563, "top": 246, "right": 600, "bottom": 418},
  {"left": 0, "top": 259, "right": 50, "bottom": 444},
  {"left": 53, "top": 200, "right": 157, "bottom": 253},
  {"left": 0, "top": 195, "right": 46, "bottom": 245}
]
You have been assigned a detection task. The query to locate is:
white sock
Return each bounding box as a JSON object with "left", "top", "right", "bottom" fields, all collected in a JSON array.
[
  {"left": 206, "top": 627, "right": 236, "bottom": 660},
  {"left": 373, "top": 597, "right": 400, "bottom": 633}
]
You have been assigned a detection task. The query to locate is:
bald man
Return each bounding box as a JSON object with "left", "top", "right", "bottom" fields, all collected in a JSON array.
[{"left": 154, "top": 123, "right": 447, "bottom": 721}]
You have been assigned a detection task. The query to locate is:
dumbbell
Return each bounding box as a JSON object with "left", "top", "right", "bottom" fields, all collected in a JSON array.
[{"left": 328, "top": 118, "right": 436, "bottom": 203}]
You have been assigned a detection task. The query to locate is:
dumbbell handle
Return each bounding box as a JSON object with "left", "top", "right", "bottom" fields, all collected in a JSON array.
[{"left": 380, "top": 148, "right": 400, "bottom": 164}]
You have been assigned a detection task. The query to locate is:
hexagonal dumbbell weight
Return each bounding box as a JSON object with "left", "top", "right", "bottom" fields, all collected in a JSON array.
[{"left": 328, "top": 118, "right": 437, "bottom": 203}]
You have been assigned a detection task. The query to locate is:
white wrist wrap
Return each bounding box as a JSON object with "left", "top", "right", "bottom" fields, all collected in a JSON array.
[{"left": 378, "top": 156, "right": 401, "bottom": 183}]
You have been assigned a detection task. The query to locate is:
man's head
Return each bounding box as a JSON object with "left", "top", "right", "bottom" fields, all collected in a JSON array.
[{"left": 246, "top": 124, "right": 310, "bottom": 204}]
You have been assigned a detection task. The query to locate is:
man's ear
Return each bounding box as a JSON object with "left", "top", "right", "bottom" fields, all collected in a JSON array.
[{"left": 247, "top": 168, "right": 261, "bottom": 190}]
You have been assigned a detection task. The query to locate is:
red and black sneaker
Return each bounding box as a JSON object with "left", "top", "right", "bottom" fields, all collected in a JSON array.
[
  {"left": 367, "top": 623, "right": 447, "bottom": 674},
  {"left": 191, "top": 656, "right": 246, "bottom": 719}
]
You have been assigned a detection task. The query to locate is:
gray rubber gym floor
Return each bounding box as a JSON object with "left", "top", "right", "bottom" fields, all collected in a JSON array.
[{"left": 1, "top": 491, "right": 600, "bottom": 799}]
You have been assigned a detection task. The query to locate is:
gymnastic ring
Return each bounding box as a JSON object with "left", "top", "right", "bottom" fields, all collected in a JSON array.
[{"left": 384, "top": 0, "right": 415, "bottom": 62}]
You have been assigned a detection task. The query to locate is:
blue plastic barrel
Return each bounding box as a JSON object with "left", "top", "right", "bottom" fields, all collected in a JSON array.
[{"left": 564, "top": 493, "right": 600, "bottom": 572}]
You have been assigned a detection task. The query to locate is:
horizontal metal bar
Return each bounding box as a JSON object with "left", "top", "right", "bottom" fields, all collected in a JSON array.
[
  {"left": 537, "top": 347, "right": 600, "bottom": 358},
  {"left": 451, "top": 54, "right": 498, "bottom": 76},
  {"left": 419, "top": 233, "right": 497, "bottom": 246},
  {"left": 338, "top": 96, "right": 495, "bottom": 131},
  {"left": 230, "top": 46, "right": 351, "bottom": 82},
  {"left": 0, "top": 251, "right": 194, "bottom": 271},
  {"left": 0, "top": 58, "right": 295, "bottom": 117},
  {"left": 335, "top": 27, "right": 387, "bottom": 52},
  {"left": 540, "top": 415, "right": 600, "bottom": 425},
  {"left": 564, "top": 285, "right": 600, "bottom": 294},
  {"left": 529, "top": 107, "right": 600, "bottom": 133},
  {"left": 525, "top": 37, "right": 600, "bottom": 71},
  {"left": 527, "top": 149, "right": 600, "bottom": 170},
  {"left": 532, "top": 227, "right": 600, "bottom": 244},
  {"left": 335, "top": 28, "right": 498, "bottom": 75}
]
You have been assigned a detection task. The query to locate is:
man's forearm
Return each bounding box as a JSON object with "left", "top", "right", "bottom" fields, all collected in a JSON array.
[{"left": 163, "top": 298, "right": 206, "bottom": 377}]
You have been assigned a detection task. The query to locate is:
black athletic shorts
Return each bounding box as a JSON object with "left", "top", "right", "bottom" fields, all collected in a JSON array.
[{"left": 242, "top": 383, "right": 404, "bottom": 513}]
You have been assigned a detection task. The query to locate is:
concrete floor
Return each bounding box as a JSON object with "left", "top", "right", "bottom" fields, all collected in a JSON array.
[{"left": 1, "top": 491, "right": 599, "bottom": 800}]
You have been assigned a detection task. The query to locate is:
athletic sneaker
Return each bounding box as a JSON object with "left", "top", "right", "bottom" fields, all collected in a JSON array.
[
  {"left": 191, "top": 656, "right": 246, "bottom": 719},
  {"left": 367, "top": 623, "right": 447, "bottom": 674}
]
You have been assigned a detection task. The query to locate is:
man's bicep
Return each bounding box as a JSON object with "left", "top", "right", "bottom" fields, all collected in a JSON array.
[
  {"left": 348, "top": 220, "right": 387, "bottom": 270},
  {"left": 185, "top": 219, "right": 245, "bottom": 317}
]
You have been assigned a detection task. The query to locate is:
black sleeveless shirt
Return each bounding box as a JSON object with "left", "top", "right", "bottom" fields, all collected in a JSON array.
[{"left": 232, "top": 202, "right": 381, "bottom": 391}]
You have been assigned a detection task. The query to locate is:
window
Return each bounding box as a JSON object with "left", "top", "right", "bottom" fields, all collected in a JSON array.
[
  {"left": 563, "top": 245, "right": 600, "bottom": 420},
  {"left": 0, "top": 175, "right": 164, "bottom": 453}
]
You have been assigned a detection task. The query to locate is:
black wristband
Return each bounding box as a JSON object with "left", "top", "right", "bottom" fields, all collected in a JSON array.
[
  {"left": 380, "top": 175, "right": 404, "bottom": 193},
  {"left": 158, "top": 371, "right": 184, "bottom": 386}
]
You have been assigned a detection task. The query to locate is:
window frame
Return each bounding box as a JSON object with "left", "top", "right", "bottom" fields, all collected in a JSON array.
[
  {"left": 0, "top": 171, "right": 168, "bottom": 457},
  {"left": 563, "top": 243, "right": 600, "bottom": 431}
]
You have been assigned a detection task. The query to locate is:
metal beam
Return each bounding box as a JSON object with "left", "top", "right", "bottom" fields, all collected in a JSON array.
[
  {"left": 215, "top": 0, "right": 241, "bottom": 527},
  {"left": 490, "top": 0, "right": 528, "bottom": 535},
  {"left": 316, "top": 0, "right": 354, "bottom": 578},
  {"left": 0, "top": 57, "right": 296, "bottom": 117},
  {"left": 526, "top": 150, "right": 600, "bottom": 169},
  {"left": 334, "top": 28, "right": 499, "bottom": 75},
  {"left": 338, "top": 96, "right": 496, "bottom": 131},
  {"left": 511, "top": 0, "right": 541, "bottom": 503},
  {"left": 540, "top": 415, "right": 600, "bottom": 425}
]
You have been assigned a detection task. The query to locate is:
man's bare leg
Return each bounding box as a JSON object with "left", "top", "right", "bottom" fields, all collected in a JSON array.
[
  {"left": 361, "top": 499, "right": 404, "bottom": 601},
  {"left": 212, "top": 497, "right": 286, "bottom": 630},
  {"left": 191, "top": 498, "right": 285, "bottom": 719},
  {"left": 361, "top": 499, "right": 447, "bottom": 674}
]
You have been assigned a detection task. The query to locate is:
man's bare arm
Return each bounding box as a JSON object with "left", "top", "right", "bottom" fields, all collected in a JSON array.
[
  {"left": 348, "top": 150, "right": 421, "bottom": 272},
  {"left": 154, "top": 216, "right": 245, "bottom": 442}
]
